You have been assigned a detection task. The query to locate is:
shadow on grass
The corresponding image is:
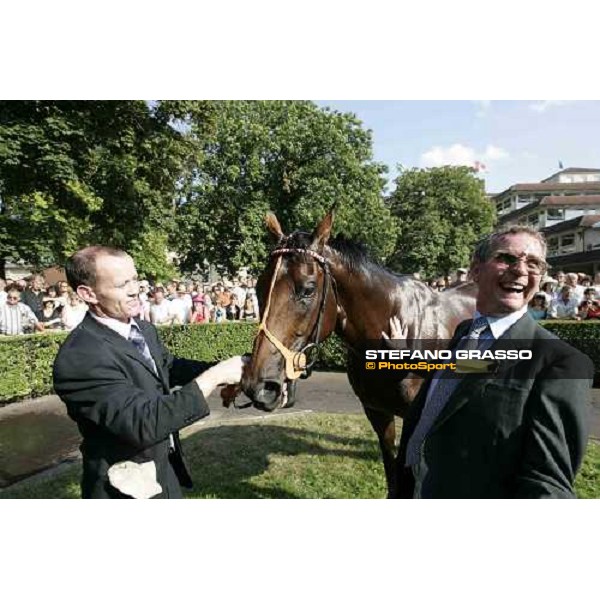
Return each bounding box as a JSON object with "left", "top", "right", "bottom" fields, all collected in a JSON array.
[
  {"left": 0, "top": 415, "right": 385, "bottom": 499},
  {"left": 3, "top": 414, "right": 596, "bottom": 499},
  {"left": 183, "top": 420, "right": 384, "bottom": 499}
]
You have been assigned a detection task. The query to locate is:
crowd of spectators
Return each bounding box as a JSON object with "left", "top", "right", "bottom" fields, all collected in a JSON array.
[
  {"left": 0, "top": 274, "right": 91, "bottom": 336},
  {"left": 3, "top": 266, "right": 600, "bottom": 336},
  {"left": 142, "top": 276, "right": 260, "bottom": 326},
  {"left": 527, "top": 270, "right": 600, "bottom": 321},
  {"left": 0, "top": 273, "right": 261, "bottom": 336},
  {"left": 417, "top": 267, "right": 600, "bottom": 322}
]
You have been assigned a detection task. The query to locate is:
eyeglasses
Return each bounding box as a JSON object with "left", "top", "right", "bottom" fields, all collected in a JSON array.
[{"left": 492, "top": 252, "right": 547, "bottom": 274}]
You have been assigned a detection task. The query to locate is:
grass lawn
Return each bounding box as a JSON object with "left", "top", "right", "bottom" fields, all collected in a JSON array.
[{"left": 1, "top": 413, "right": 599, "bottom": 499}]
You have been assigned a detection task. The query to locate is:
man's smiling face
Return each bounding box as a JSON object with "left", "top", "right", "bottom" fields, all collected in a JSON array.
[{"left": 471, "top": 232, "right": 545, "bottom": 316}]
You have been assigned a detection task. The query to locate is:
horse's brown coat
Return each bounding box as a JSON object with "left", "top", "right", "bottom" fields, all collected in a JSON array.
[{"left": 242, "top": 210, "right": 477, "bottom": 495}]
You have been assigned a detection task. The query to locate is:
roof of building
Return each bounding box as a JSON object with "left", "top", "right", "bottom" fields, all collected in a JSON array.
[
  {"left": 547, "top": 247, "right": 600, "bottom": 269},
  {"left": 541, "top": 194, "right": 600, "bottom": 206},
  {"left": 542, "top": 214, "right": 600, "bottom": 235},
  {"left": 541, "top": 167, "right": 600, "bottom": 183},
  {"left": 497, "top": 194, "right": 600, "bottom": 224},
  {"left": 493, "top": 181, "right": 600, "bottom": 199}
]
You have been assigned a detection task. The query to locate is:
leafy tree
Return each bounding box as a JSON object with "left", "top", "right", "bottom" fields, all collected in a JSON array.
[
  {"left": 387, "top": 166, "right": 495, "bottom": 278},
  {"left": 173, "top": 101, "right": 396, "bottom": 275},
  {"left": 0, "top": 101, "right": 211, "bottom": 280}
]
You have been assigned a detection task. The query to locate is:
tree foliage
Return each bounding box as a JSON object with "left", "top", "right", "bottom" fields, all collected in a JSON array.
[
  {"left": 1, "top": 100, "right": 394, "bottom": 281},
  {"left": 0, "top": 101, "right": 210, "bottom": 280},
  {"left": 173, "top": 101, "right": 395, "bottom": 275},
  {"left": 387, "top": 166, "right": 495, "bottom": 278}
]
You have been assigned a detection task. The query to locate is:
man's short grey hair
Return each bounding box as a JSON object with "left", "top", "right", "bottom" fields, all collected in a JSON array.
[{"left": 471, "top": 225, "right": 547, "bottom": 265}]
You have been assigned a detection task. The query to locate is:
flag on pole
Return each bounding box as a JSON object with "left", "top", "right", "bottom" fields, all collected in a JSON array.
[{"left": 558, "top": 160, "right": 564, "bottom": 169}]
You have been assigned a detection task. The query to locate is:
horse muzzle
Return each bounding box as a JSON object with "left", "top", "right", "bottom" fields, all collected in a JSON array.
[
  {"left": 242, "top": 379, "right": 298, "bottom": 412},
  {"left": 251, "top": 380, "right": 282, "bottom": 412}
]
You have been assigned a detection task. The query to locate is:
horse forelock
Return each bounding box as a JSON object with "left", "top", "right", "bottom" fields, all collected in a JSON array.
[{"left": 275, "top": 231, "right": 313, "bottom": 252}]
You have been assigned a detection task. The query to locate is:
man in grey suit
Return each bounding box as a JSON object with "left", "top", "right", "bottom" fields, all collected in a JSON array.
[
  {"left": 53, "top": 246, "right": 245, "bottom": 499},
  {"left": 394, "top": 225, "right": 593, "bottom": 498}
]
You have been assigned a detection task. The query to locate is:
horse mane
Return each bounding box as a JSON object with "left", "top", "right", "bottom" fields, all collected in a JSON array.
[
  {"left": 277, "top": 230, "right": 396, "bottom": 277},
  {"left": 328, "top": 235, "right": 378, "bottom": 273}
]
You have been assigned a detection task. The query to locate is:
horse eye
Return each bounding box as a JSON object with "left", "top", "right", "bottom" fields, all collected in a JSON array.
[{"left": 297, "top": 282, "right": 316, "bottom": 298}]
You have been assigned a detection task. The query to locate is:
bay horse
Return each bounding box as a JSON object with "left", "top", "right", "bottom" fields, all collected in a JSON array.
[{"left": 241, "top": 209, "right": 477, "bottom": 496}]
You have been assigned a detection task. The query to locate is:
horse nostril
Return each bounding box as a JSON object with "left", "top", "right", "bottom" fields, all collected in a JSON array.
[
  {"left": 254, "top": 381, "right": 281, "bottom": 411},
  {"left": 241, "top": 384, "right": 255, "bottom": 401},
  {"left": 263, "top": 380, "right": 281, "bottom": 396}
]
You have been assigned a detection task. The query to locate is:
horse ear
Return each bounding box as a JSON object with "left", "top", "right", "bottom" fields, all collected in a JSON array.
[
  {"left": 265, "top": 212, "right": 285, "bottom": 242},
  {"left": 310, "top": 208, "right": 335, "bottom": 250}
]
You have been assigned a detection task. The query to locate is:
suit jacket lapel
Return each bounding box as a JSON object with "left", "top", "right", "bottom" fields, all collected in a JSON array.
[
  {"left": 401, "top": 320, "right": 471, "bottom": 446},
  {"left": 82, "top": 314, "right": 163, "bottom": 382},
  {"left": 430, "top": 312, "right": 537, "bottom": 432},
  {"left": 138, "top": 320, "right": 170, "bottom": 389}
]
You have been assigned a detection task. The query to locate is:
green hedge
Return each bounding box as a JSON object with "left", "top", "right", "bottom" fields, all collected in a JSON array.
[
  {"left": 539, "top": 320, "right": 600, "bottom": 376},
  {"left": 0, "top": 323, "right": 347, "bottom": 405},
  {"left": 0, "top": 332, "right": 67, "bottom": 403},
  {"left": 0, "top": 320, "right": 598, "bottom": 405}
]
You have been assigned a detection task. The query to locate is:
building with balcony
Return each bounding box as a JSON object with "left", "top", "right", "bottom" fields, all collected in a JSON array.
[
  {"left": 490, "top": 168, "right": 600, "bottom": 275},
  {"left": 541, "top": 215, "right": 600, "bottom": 273}
]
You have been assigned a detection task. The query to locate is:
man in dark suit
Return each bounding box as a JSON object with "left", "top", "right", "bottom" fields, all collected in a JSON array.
[
  {"left": 53, "top": 246, "right": 245, "bottom": 499},
  {"left": 21, "top": 274, "right": 46, "bottom": 320},
  {"left": 394, "top": 226, "right": 593, "bottom": 498}
]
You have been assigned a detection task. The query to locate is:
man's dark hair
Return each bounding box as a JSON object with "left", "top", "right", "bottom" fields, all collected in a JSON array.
[
  {"left": 150, "top": 286, "right": 165, "bottom": 299},
  {"left": 5, "top": 283, "right": 21, "bottom": 294},
  {"left": 65, "top": 246, "right": 128, "bottom": 289}
]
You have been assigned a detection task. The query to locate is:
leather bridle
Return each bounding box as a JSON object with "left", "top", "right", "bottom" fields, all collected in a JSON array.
[{"left": 256, "top": 245, "right": 337, "bottom": 381}]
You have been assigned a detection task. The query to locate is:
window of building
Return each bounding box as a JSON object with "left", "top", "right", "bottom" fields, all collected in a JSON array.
[
  {"left": 496, "top": 198, "right": 509, "bottom": 213},
  {"left": 546, "top": 208, "right": 564, "bottom": 221},
  {"left": 547, "top": 237, "right": 559, "bottom": 254},
  {"left": 516, "top": 195, "right": 533, "bottom": 207},
  {"left": 561, "top": 234, "right": 575, "bottom": 248}
]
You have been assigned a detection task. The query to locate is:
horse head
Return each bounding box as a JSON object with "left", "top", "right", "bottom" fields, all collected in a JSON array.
[{"left": 241, "top": 210, "right": 339, "bottom": 411}]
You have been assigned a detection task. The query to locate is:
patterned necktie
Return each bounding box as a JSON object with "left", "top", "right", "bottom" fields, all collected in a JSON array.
[
  {"left": 405, "top": 316, "right": 491, "bottom": 467},
  {"left": 128, "top": 325, "right": 158, "bottom": 375}
]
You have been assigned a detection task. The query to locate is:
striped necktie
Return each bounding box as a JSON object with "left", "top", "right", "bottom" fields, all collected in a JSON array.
[
  {"left": 128, "top": 325, "right": 158, "bottom": 375},
  {"left": 405, "top": 316, "right": 491, "bottom": 467}
]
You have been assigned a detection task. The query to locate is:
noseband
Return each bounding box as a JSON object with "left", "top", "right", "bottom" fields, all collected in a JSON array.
[{"left": 257, "top": 246, "right": 336, "bottom": 381}]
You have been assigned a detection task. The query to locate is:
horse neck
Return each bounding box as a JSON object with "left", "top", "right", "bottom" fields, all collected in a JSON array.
[
  {"left": 324, "top": 246, "right": 476, "bottom": 348},
  {"left": 326, "top": 252, "right": 399, "bottom": 346}
]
